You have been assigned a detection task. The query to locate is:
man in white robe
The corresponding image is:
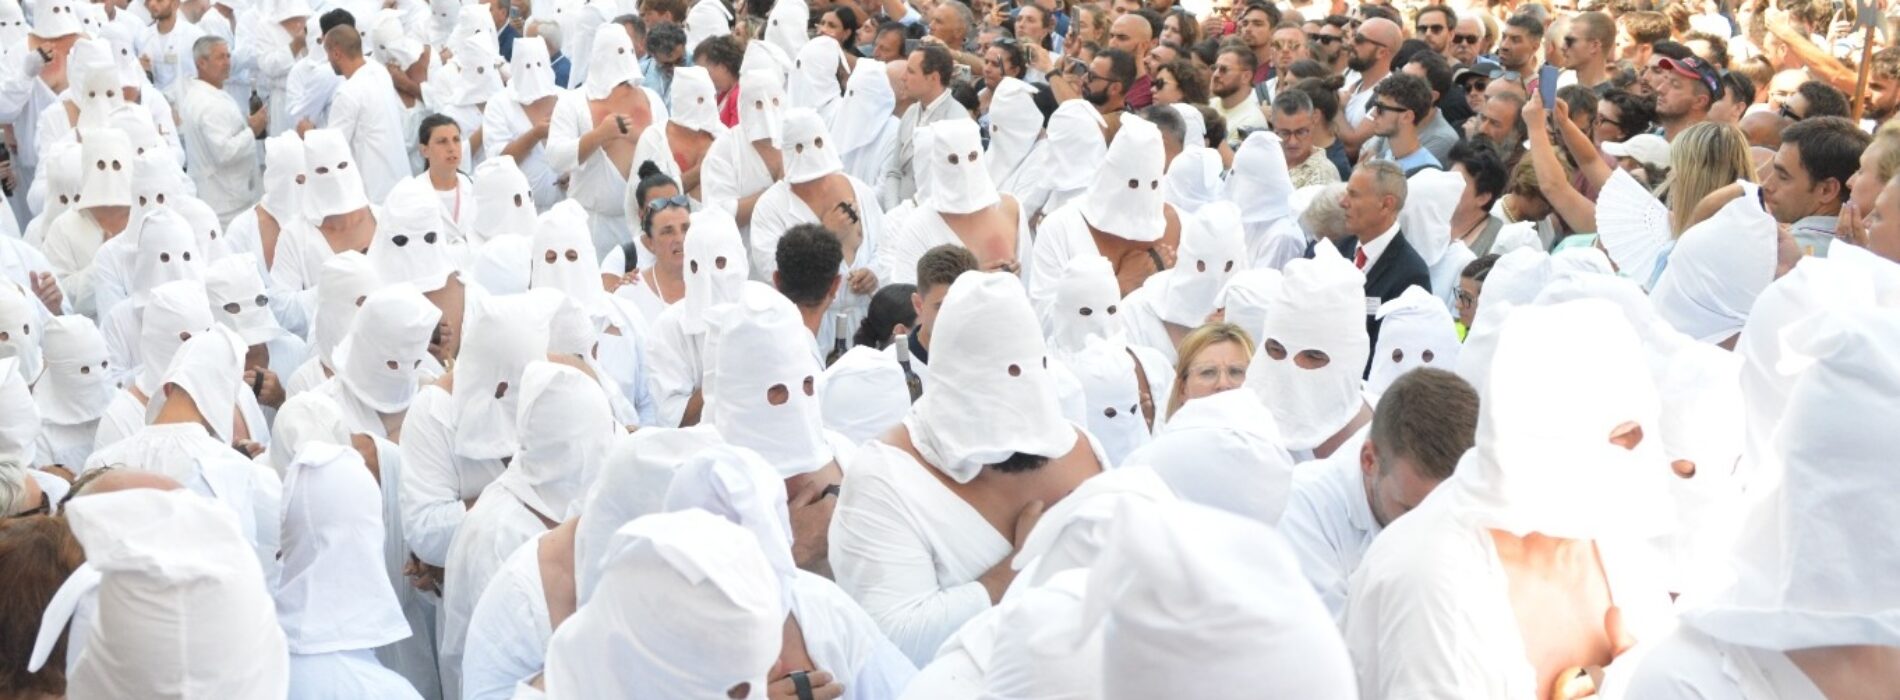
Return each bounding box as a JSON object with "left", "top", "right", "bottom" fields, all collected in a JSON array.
[
  {"left": 250, "top": 0, "right": 314, "bottom": 136},
  {"left": 1028, "top": 116, "right": 1182, "bottom": 315},
  {"left": 832, "top": 58, "right": 898, "bottom": 187},
  {"left": 0, "top": 1, "right": 85, "bottom": 213},
  {"left": 481, "top": 35, "right": 562, "bottom": 210},
  {"left": 544, "top": 28, "right": 667, "bottom": 258},
  {"left": 180, "top": 35, "right": 264, "bottom": 226},
  {"left": 1240, "top": 245, "right": 1374, "bottom": 463},
  {"left": 1226, "top": 130, "right": 1308, "bottom": 270},
  {"left": 645, "top": 207, "right": 746, "bottom": 427},
  {"left": 698, "top": 68, "right": 784, "bottom": 229},
  {"left": 136, "top": 0, "right": 206, "bottom": 97},
  {"left": 40, "top": 127, "right": 136, "bottom": 318},
  {"left": 1116, "top": 201, "right": 1248, "bottom": 365},
  {"left": 313, "top": 25, "right": 408, "bottom": 204}
]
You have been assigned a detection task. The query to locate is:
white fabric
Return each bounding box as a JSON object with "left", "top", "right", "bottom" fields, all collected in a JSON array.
[
  {"left": 917, "top": 119, "right": 999, "bottom": 215},
  {"left": 832, "top": 58, "right": 898, "bottom": 185},
  {"left": 1650, "top": 190, "right": 1778, "bottom": 344},
  {"left": 179, "top": 77, "right": 260, "bottom": 222},
  {"left": 471, "top": 157, "right": 539, "bottom": 246},
  {"left": 819, "top": 345, "right": 910, "bottom": 445},
  {"left": 1022, "top": 100, "right": 1105, "bottom": 217},
  {"left": 911, "top": 272, "right": 1073, "bottom": 483},
  {"left": 574, "top": 426, "right": 708, "bottom": 603},
  {"left": 366, "top": 198, "right": 458, "bottom": 293},
  {"left": 450, "top": 290, "right": 559, "bottom": 461},
  {"left": 985, "top": 77, "right": 1041, "bottom": 187},
  {"left": 300, "top": 129, "right": 370, "bottom": 219},
  {"left": 1605, "top": 626, "right": 1828, "bottom": 700},
  {"left": 581, "top": 28, "right": 640, "bottom": 100},
  {"left": 332, "top": 284, "right": 440, "bottom": 414},
  {"left": 1595, "top": 168, "right": 1672, "bottom": 290},
  {"left": 277, "top": 441, "right": 413, "bottom": 654},
  {"left": 0, "top": 281, "right": 42, "bottom": 383},
  {"left": 203, "top": 253, "right": 285, "bottom": 346},
  {"left": 680, "top": 206, "right": 749, "bottom": 334},
  {"left": 307, "top": 251, "right": 379, "bottom": 376},
  {"left": 1277, "top": 425, "right": 1376, "bottom": 620},
  {"left": 684, "top": 0, "right": 732, "bottom": 52},
  {"left": 0, "top": 356, "right": 36, "bottom": 463},
  {"left": 1226, "top": 131, "right": 1300, "bottom": 267},
  {"left": 1062, "top": 336, "right": 1150, "bottom": 465},
  {"left": 131, "top": 279, "right": 215, "bottom": 399},
  {"left": 33, "top": 315, "right": 112, "bottom": 433},
  {"left": 668, "top": 65, "right": 726, "bottom": 134},
  {"left": 780, "top": 106, "right": 845, "bottom": 184},
  {"left": 1083, "top": 499, "right": 1357, "bottom": 699},
  {"left": 763, "top": 0, "right": 809, "bottom": 59},
  {"left": 142, "top": 325, "right": 248, "bottom": 448},
  {"left": 1044, "top": 254, "right": 1123, "bottom": 355},
  {"left": 258, "top": 132, "right": 305, "bottom": 223},
  {"left": 1162, "top": 147, "right": 1225, "bottom": 215},
  {"left": 788, "top": 36, "right": 844, "bottom": 124},
  {"left": 1399, "top": 168, "right": 1463, "bottom": 267},
  {"left": 1242, "top": 245, "right": 1369, "bottom": 451},
  {"left": 705, "top": 284, "right": 833, "bottom": 477},
  {"left": 1366, "top": 285, "right": 1462, "bottom": 397},
  {"left": 77, "top": 126, "right": 135, "bottom": 208},
  {"left": 1217, "top": 268, "right": 1283, "bottom": 343},
  {"left": 1155, "top": 200, "right": 1245, "bottom": 327},
  {"left": 542, "top": 510, "right": 782, "bottom": 700},
  {"left": 460, "top": 536, "right": 553, "bottom": 700},
  {"left": 1122, "top": 388, "right": 1295, "bottom": 525},
  {"left": 325, "top": 63, "right": 409, "bottom": 204},
  {"left": 1080, "top": 115, "right": 1167, "bottom": 242}
]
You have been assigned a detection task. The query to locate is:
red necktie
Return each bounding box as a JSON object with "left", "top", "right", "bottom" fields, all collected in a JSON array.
[{"left": 1354, "top": 247, "right": 1368, "bottom": 270}]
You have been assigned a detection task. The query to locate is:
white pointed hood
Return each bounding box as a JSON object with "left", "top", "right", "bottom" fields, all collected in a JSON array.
[
  {"left": 912, "top": 272, "right": 1074, "bottom": 483},
  {"left": 574, "top": 427, "right": 709, "bottom": 603},
  {"left": 818, "top": 345, "right": 908, "bottom": 444},
  {"left": 1124, "top": 389, "right": 1294, "bottom": 524},
  {"left": 684, "top": 0, "right": 733, "bottom": 53},
  {"left": 509, "top": 35, "right": 560, "bottom": 104},
  {"left": 987, "top": 77, "right": 1042, "bottom": 184},
  {"left": 0, "top": 282, "right": 41, "bottom": 384},
  {"left": 77, "top": 127, "right": 134, "bottom": 210},
  {"left": 203, "top": 254, "right": 284, "bottom": 346},
  {"left": 471, "top": 157, "right": 537, "bottom": 245},
  {"left": 530, "top": 201, "right": 606, "bottom": 308},
  {"left": 669, "top": 65, "right": 727, "bottom": 134},
  {"left": 333, "top": 284, "right": 441, "bottom": 414},
  {"left": 706, "top": 283, "right": 832, "bottom": 477},
  {"left": 1225, "top": 130, "right": 1295, "bottom": 224},
  {"left": 135, "top": 280, "right": 216, "bottom": 397},
  {"left": 833, "top": 58, "right": 894, "bottom": 156},
  {"left": 1163, "top": 146, "right": 1225, "bottom": 215},
  {"left": 919, "top": 118, "right": 1000, "bottom": 214},
  {"left": 1399, "top": 168, "right": 1464, "bottom": 266},
  {"left": 1155, "top": 200, "right": 1245, "bottom": 327},
  {"left": 143, "top": 326, "right": 248, "bottom": 444},
  {"left": 277, "top": 442, "right": 413, "bottom": 653},
  {"left": 681, "top": 207, "right": 749, "bottom": 334},
  {"left": 40, "top": 143, "right": 83, "bottom": 223},
  {"left": 1064, "top": 335, "right": 1150, "bottom": 465},
  {"left": 1242, "top": 244, "right": 1368, "bottom": 451},
  {"left": 1039, "top": 100, "right": 1107, "bottom": 198},
  {"left": 662, "top": 444, "right": 799, "bottom": 600},
  {"left": 32, "top": 315, "right": 113, "bottom": 426},
  {"left": 779, "top": 107, "right": 843, "bottom": 184},
  {"left": 72, "top": 40, "right": 125, "bottom": 130},
  {"left": 1366, "top": 285, "right": 1462, "bottom": 396},
  {"left": 300, "top": 129, "right": 369, "bottom": 219},
  {"left": 1082, "top": 115, "right": 1168, "bottom": 241},
  {"left": 260, "top": 132, "right": 305, "bottom": 222},
  {"left": 129, "top": 208, "right": 205, "bottom": 304},
  {"left": 1217, "top": 268, "right": 1284, "bottom": 343},
  {"left": 494, "top": 361, "right": 615, "bottom": 520},
  {"left": 1045, "top": 254, "right": 1123, "bottom": 355},
  {"left": 739, "top": 69, "right": 788, "bottom": 145},
  {"left": 29, "top": 0, "right": 82, "bottom": 39},
  {"left": 582, "top": 28, "right": 641, "bottom": 100},
  {"left": 367, "top": 198, "right": 458, "bottom": 293},
  {"left": 451, "top": 290, "right": 558, "bottom": 460},
  {"left": 0, "top": 0, "right": 23, "bottom": 45},
  {"left": 309, "top": 251, "right": 379, "bottom": 370},
  {"left": 788, "top": 36, "right": 844, "bottom": 121},
  {"left": 763, "top": 0, "right": 809, "bottom": 58}
]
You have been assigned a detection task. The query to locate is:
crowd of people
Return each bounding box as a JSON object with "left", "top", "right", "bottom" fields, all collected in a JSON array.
[{"left": 1, "top": 0, "right": 1899, "bottom": 695}]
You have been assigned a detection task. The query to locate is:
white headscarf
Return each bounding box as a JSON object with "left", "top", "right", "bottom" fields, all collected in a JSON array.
[
  {"left": 32, "top": 316, "right": 112, "bottom": 426},
  {"left": 779, "top": 107, "right": 844, "bottom": 185},
  {"left": 1122, "top": 389, "right": 1295, "bottom": 524},
  {"left": 986, "top": 76, "right": 1042, "bottom": 183},
  {"left": 493, "top": 361, "right": 615, "bottom": 521},
  {"left": 451, "top": 290, "right": 559, "bottom": 460},
  {"left": 129, "top": 151, "right": 188, "bottom": 228},
  {"left": 920, "top": 119, "right": 1001, "bottom": 214},
  {"left": 1226, "top": 130, "right": 1295, "bottom": 224},
  {"left": 582, "top": 29, "right": 641, "bottom": 100},
  {"left": 912, "top": 272, "right": 1074, "bottom": 482},
  {"left": 764, "top": 0, "right": 809, "bottom": 57},
  {"left": 333, "top": 284, "right": 441, "bottom": 414},
  {"left": 1046, "top": 255, "right": 1123, "bottom": 355},
  {"left": 1081, "top": 499, "right": 1356, "bottom": 699},
  {"left": 1456, "top": 299, "right": 1672, "bottom": 540},
  {"left": 530, "top": 201, "right": 606, "bottom": 308},
  {"left": 788, "top": 36, "right": 845, "bottom": 121},
  {"left": 1162, "top": 147, "right": 1224, "bottom": 215},
  {"left": 0, "top": 282, "right": 40, "bottom": 383},
  {"left": 818, "top": 345, "right": 908, "bottom": 444},
  {"left": 77, "top": 127, "right": 134, "bottom": 210},
  {"left": 1216, "top": 268, "right": 1282, "bottom": 343},
  {"left": 1682, "top": 307, "right": 1900, "bottom": 650},
  {"left": 833, "top": 58, "right": 894, "bottom": 156},
  {"left": 1037, "top": 100, "right": 1107, "bottom": 201},
  {"left": 259, "top": 132, "right": 305, "bottom": 222},
  {"left": 55, "top": 490, "right": 287, "bottom": 699},
  {"left": 543, "top": 510, "right": 782, "bottom": 700},
  {"left": 277, "top": 442, "right": 413, "bottom": 653},
  {"left": 574, "top": 427, "right": 708, "bottom": 603},
  {"left": 1366, "top": 285, "right": 1461, "bottom": 397},
  {"left": 309, "top": 252, "right": 379, "bottom": 371},
  {"left": 685, "top": 0, "right": 733, "bottom": 53},
  {"left": 300, "top": 129, "right": 369, "bottom": 220},
  {"left": 268, "top": 391, "right": 349, "bottom": 475},
  {"left": 1651, "top": 191, "right": 1778, "bottom": 344},
  {"left": 134, "top": 280, "right": 216, "bottom": 397},
  {"left": 203, "top": 254, "right": 282, "bottom": 346},
  {"left": 662, "top": 444, "right": 798, "bottom": 600},
  {"left": 367, "top": 197, "right": 458, "bottom": 293},
  {"left": 1156, "top": 201, "right": 1245, "bottom": 327},
  {"left": 1242, "top": 245, "right": 1368, "bottom": 451},
  {"left": 1399, "top": 168, "right": 1464, "bottom": 267},
  {"left": 670, "top": 65, "right": 727, "bottom": 134},
  {"left": 1063, "top": 336, "right": 1149, "bottom": 464},
  {"left": 681, "top": 207, "right": 750, "bottom": 334},
  {"left": 144, "top": 326, "right": 247, "bottom": 444},
  {"left": 510, "top": 35, "right": 560, "bottom": 104},
  {"left": 72, "top": 41, "right": 124, "bottom": 129},
  {"left": 706, "top": 283, "right": 833, "bottom": 477},
  {"left": 0, "top": 356, "right": 34, "bottom": 462},
  {"left": 471, "top": 158, "right": 537, "bottom": 245},
  {"left": 1082, "top": 116, "right": 1168, "bottom": 242},
  {"left": 739, "top": 69, "right": 789, "bottom": 145}
]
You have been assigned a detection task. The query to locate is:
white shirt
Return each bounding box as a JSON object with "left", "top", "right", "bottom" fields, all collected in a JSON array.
[
  {"left": 748, "top": 174, "right": 886, "bottom": 347},
  {"left": 481, "top": 92, "right": 562, "bottom": 210},
  {"left": 644, "top": 302, "right": 706, "bottom": 429},
  {"left": 440, "top": 481, "right": 552, "bottom": 700},
  {"left": 286, "top": 648, "right": 424, "bottom": 700},
  {"left": 180, "top": 78, "right": 261, "bottom": 224},
  {"left": 699, "top": 128, "right": 779, "bottom": 221},
  {"left": 1603, "top": 626, "right": 1828, "bottom": 700},
  {"left": 1352, "top": 219, "right": 1402, "bottom": 271},
  {"left": 1277, "top": 427, "right": 1376, "bottom": 622},
  {"left": 543, "top": 87, "right": 669, "bottom": 221},
  {"left": 137, "top": 18, "right": 207, "bottom": 97},
  {"left": 327, "top": 64, "right": 411, "bottom": 204},
  {"left": 462, "top": 536, "right": 554, "bottom": 700},
  {"left": 399, "top": 385, "right": 507, "bottom": 566},
  {"left": 879, "top": 197, "right": 1034, "bottom": 289}
]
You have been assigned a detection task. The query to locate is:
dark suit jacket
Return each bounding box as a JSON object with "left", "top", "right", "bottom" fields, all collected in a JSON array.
[{"left": 1332, "top": 232, "right": 1433, "bottom": 374}]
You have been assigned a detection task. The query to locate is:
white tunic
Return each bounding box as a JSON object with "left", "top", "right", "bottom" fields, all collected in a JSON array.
[
  {"left": 34, "top": 420, "right": 97, "bottom": 471},
  {"left": 287, "top": 648, "right": 424, "bottom": 700},
  {"left": 82, "top": 422, "right": 282, "bottom": 580},
  {"left": 543, "top": 87, "right": 668, "bottom": 256},
  {"left": 1601, "top": 626, "right": 1828, "bottom": 700},
  {"left": 644, "top": 302, "right": 705, "bottom": 429},
  {"left": 1276, "top": 428, "right": 1376, "bottom": 622},
  {"left": 481, "top": 93, "right": 562, "bottom": 210},
  {"left": 39, "top": 209, "right": 110, "bottom": 317},
  {"left": 440, "top": 483, "right": 551, "bottom": 700},
  {"left": 461, "top": 537, "right": 553, "bottom": 700},
  {"left": 180, "top": 78, "right": 261, "bottom": 224},
  {"left": 748, "top": 175, "right": 886, "bottom": 349},
  {"left": 699, "top": 129, "right": 778, "bottom": 222},
  {"left": 838, "top": 113, "right": 898, "bottom": 188},
  {"left": 137, "top": 20, "right": 206, "bottom": 96},
  {"left": 327, "top": 65, "right": 411, "bottom": 205},
  {"left": 398, "top": 385, "right": 507, "bottom": 566},
  {"left": 876, "top": 198, "right": 1034, "bottom": 289},
  {"left": 1026, "top": 200, "right": 1178, "bottom": 318}
]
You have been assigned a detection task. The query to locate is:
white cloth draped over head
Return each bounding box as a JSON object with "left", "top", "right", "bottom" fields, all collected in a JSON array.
[
  {"left": 334, "top": 284, "right": 441, "bottom": 414},
  {"left": 681, "top": 207, "right": 750, "bottom": 334},
  {"left": 1226, "top": 130, "right": 1295, "bottom": 224},
  {"left": 1680, "top": 306, "right": 1900, "bottom": 650},
  {"left": 0, "top": 282, "right": 41, "bottom": 383},
  {"left": 0, "top": 356, "right": 35, "bottom": 462},
  {"left": 40, "top": 143, "right": 84, "bottom": 223},
  {"left": 582, "top": 28, "right": 641, "bottom": 100},
  {"left": 203, "top": 254, "right": 284, "bottom": 346},
  {"left": 130, "top": 151, "right": 188, "bottom": 226},
  {"left": 1457, "top": 299, "right": 1673, "bottom": 540},
  {"left": 471, "top": 158, "right": 537, "bottom": 245},
  {"left": 1366, "top": 285, "right": 1462, "bottom": 397},
  {"left": 367, "top": 9, "right": 423, "bottom": 69},
  {"left": 1045, "top": 255, "right": 1124, "bottom": 355},
  {"left": 52, "top": 489, "right": 288, "bottom": 699},
  {"left": 144, "top": 325, "right": 248, "bottom": 444},
  {"left": 1399, "top": 168, "right": 1464, "bottom": 267},
  {"left": 1172, "top": 103, "right": 1207, "bottom": 151},
  {"left": 268, "top": 390, "right": 350, "bottom": 474},
  {"left": 1006, "top": 465, "right": 1175, "bottom": 598},
  {"left": 764, "top": 0, "right": 809, "bottom": 58},
  {"left": 1082, "top": 115, "right": 1168, "bottom": 242},
  {"left": 919, "top": 118, "right": 1001, "bottom": 214},
  {"left": 1037, "top": 100, "right": 1108, "bottom": 203},
  {"left": 788, "top": 36, "right": 845, "bottom": 121},
  {"left": 447, "top": 33, "right": 505, "bottom": 108},
  {"left": 72, "top": 40, "right": 122, "bottom": 129},
  {"left": 574, "top": 427, "right": 709, "bottom": 603},
  {"left": 510, "top": 35, "right": 560, "bottom": 104},
  {"left": 986, "top": 77, "right": 1042, "bottom": 183},
  {"left": 260, "top": 132, "right": 306, "bottom": 221},
  {"left": 1062, "top": 336, "right": 1149, "bottom": 465},
  {"left": 542, "top": 509, "right": 782, "bottom": 700},
  {"left": 78, "top": 127, "right": 135, "bottom": 209},
  {"left": 367, "top": 199, "right": 458, "bottom": 293},
  {"left": 309, "top": 251, "right": 379, "bottom": 370},
  {"left": 134, "top": 280, "right": 216, "bottom": 398},
  {"left": 977, "top": 569, "right": 1103, "bottom": 700},
  {"left": 834, "top": 57, "right": 894, "bottom": 151},
  {"left": 685, "top": 0, "right": 733, "bottom": 52},
  {"left": 499, "top": 360, "right": 617, "bottom": 522},
  {"left": 739, "top": 69, "right": 789, "bottom": 145},
  {"left": 819, "top": 345, "right": 909, "bottom": 444},
  {"left": 662, "top": 443, "right": 799, "bottom": 601},
  {"left": 1217, "top": 268, "right": 1283, "bottom": 343},
  {"left": 705, "top": 284, "right": 833, "bottom": 477},
  {"left": 450, "top": 290, "right": 560, "bottom": 461},
  {"left": 1162, "top": 147, "right": 1225, "bottom": 215},
  {"left": 29, "top": 0, "right": 83, "bottom": 38},
  {"left": 1156, "top": 200, "right": 1245, "bottom": 327},
  {"left": 1242, "top": 245, "right": 1368, "bottom": 451},
  {"left": 300, "top": 129, "right": 369, "bottom": 220},
  {"left": 780, "top": 107, "right": 845, "bottom": 185},
  {"left": 670, "top": 65, "right": 728, "bottom": 134},
  {"left": 1080, "top": 499, "right": 1356, "bottom": 699},
  {"left": 1650, "top": 189, "right": 1778, "bottom": 344},
  {"left": 911, "top": 272, "right": 1074, "bottom": 483},
  {"left": 1121, "top": 389, "right": 1295, "bottom": 524},
  {"left": 530, "top": 200, "right": 606, "bottom": 308},
  {"left": 277, "top": 441, "right": 413, "bottom": 653},
  {"left": 34, "top": 315, "right": 113, "bottom": 426}
]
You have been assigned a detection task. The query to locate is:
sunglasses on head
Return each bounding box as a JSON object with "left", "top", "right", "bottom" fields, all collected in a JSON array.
[{"left": 646, "top": 194, "right": 692, "bottom": 214}]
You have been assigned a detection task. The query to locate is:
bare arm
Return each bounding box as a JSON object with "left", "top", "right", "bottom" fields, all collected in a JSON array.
[
  {"left": 1555, "top": 99, "right": 1613, "bottom": 191},
  {"left": 1765, "top": 8, "right": 1859, "bottom": 93},
  {"left": 1523, "top": 99, "right": 1597, "bottom": 234},
  {"left": 502, "top": 122, "right": 548, "bottom": 161}
]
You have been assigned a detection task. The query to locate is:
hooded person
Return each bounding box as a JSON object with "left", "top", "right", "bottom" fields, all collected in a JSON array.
[
  {"left": 1162, "top": 146, "right": 1226, "bottom": 215},
  {"left": 440, "top": 361, "right": 616, "bottom": 699},
  {"left": 700, "top": 69, "right": 788, "bottom": 230},
  {"left": 434, "top": 14, "right": 505, "bottom": 165},
  {"left": 223, "top": 132, "right": 308, "bottom": 283},
  {"left": 628, "top": 65, "right": 727, "bottom": 214},
  {"left": 22, "top": 143, "right": 83, "bottom": 245},
  {"left": 0, "top": 356, "right": 38, "bottom": 469},
  {"left": 276, "top": 441, "right": 424, "bottom": 700},
  {"left": 1607, "top": 307, "right": 1900, "bottom": 699},
  {"left": 787, "top": 36, "right": 845, "bottom": 124},
  {"left": 284, "top": 13, "right": 344, "bottom": 130},
  {"left": 1043, "top": 254, "right": 1125, "bottom": 356},
  {"left": 830, "top": 271, "right": 1108, "bottom": 664},
  {"left": 39, "top": 489, "right": 288, "bottom": 699},
  {"left": 879, "top": 119, "right": 1032, "bottom": 286},
  {"left": 367, "top": 195, "right": 464, "bottom": 295},
  {"left": 1117, "top": 200, "right": 1248, "bottom": 365},
  {"left": 284, "top": 251, "right": 379, "bottom": 396},
  {"left": 469, "top": 157, "right": 541, "bottom": 246},
  {"left": 481, "top": 35, "right": 564, "bottom": 211},
  {"left": 540, "top": 509, "right": 782, "bottom": 700},
  {"left": 987, "top": 77, "right": 1044, "bottom": 201},
  {"left": 91, "top": 280, "right": 216, "bottom": 450},
  {"left": 1216, "top": 267, "right": 1284, "bottom": 343},
  {"left": 547, "top": 28, "right": 669, "bottom": 258},
  {"left": 1020, "top": 100, "right": 1107, "bottom": 222},
  {"left": 1650, "top": 191, "right": 1780, "bottom": 346},
  {"left": 1343, "top": 300, "right": 1677, "bottom": 700},
  {"left": 1243, "top": 244, "right": 1371, "bottom": 461},
  {"left": 648, "top": 207, "right": 749, "bottom": 427},
  {"left": 204, "top": 253, "right": 307, "bottom": 381},
  {"left": 1082, "top": 499, "right": 1357, "bottom": 699},
  {"left": 1029, "top": 115, "right": 1182, "bottom": 309},
  {"left": 1365, "top": 285, "right": 1462, "bottom": 397},
  {"left": 30, "top": 316, "right": 114, "bottom": 469},
  {"left": 1062, "top": 335, "right": 1157, "bottom": 465},
  {"left": 528, "top": 200, "right": 657, "bottom": 426},
  {"left": 322, "top": 17, "right": 410, "bottom": 206},
  {"left": 269, "top": 128, "right": 379, "bottom": 314},
  {"left": 749, "top": 108, "right": 884, "bottom": 335},
  {"left": 41, "top": 127, "right": 136, "bottom": 318},
  {"left": 0, "top": 282, "right": 42, "bottom": 388},
  {"left": 400, "top": 289, "right": 560, "bottom": 568},
  {"left": 832, "top": 58, "right": 899, "bottom": 186},
  {"left": 818, "top": 344, "right": 910, "bottom": 444},
  {"left": 1223, "top": 130, "right": 1305, "bottom": 271},
  {"left": 1401, "top": 168, "right": 1474, "bottom": 311},
  {"left": 1119, "top": 388, "right": 1297, "bottom": 526}
]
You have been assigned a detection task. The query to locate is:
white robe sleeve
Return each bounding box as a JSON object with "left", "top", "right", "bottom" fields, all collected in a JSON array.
[
  {"left": 1278, "top": 468, "right": 1355, "bottom": 623},
  {"left": 398, "top": 386, "right": 467, "bottom": 566},
  {"left": 697, "top": 132, "right": 746, "bottom": 216},
  {"left": 462, "top": 539, "right": 554, "bottom": 700},
  {"left": 873, "top": 209, "right": 926, "bottom": 287},
  {"left": 187, "top": 85, "right": 257, "bottom": 170},
  {"left": 1026, "top": 209, "right": 1081, "bottom": 319},
  {"left": 544, "top": 94, "right": 586, "bottom": 176},
  {"left": 644, "top": 309, "right": 699, "bottom": 428},
  {"left": 39, "top": 216, "right": 99, "bottom": 318},
  {"left": 325, "top": 76, "right": 361, "bottom": 135}
]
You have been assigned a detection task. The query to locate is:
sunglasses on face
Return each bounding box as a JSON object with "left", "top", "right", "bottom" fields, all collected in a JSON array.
[
  {"left": 1452, "top": 33, "right": 1481, "bottom": 45},
  {"left": 1354, "top": 34, "right": 1390, "bottom": 51},
  {"left": 1372, "top": 101, "right": 1407, "bottom": 114},
  {"left": 1466, "top": 78, "right": 1490, "bottom": 92},
  {"left": 1307, "top": 32, "right": 1341, "bottom": 45},
  {"left": 1416, "top": 23, "right": 1446, "bottom": 34}
]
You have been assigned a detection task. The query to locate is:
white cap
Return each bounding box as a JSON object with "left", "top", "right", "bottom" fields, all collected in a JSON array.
[{"left": 1602, "top": 133, "right": 1671, "bottom": 171}]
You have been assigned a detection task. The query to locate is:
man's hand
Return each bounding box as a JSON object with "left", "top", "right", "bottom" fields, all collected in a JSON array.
[
  {"left": 767, "top": 670, "right": 844, "bottom": 700},
  {"left": 787, "top": 478, "right": 837, "bottom": 571},
  {"left": 594, "top": 112, "right": 636, "bottom": 140},
  {"left": 30, "top": 271, "right": 60, "bottom": 311},
  {"left": 404, "top": 554, "right": 446, "bottom": 595},
  {"left": 295, "top": 118, "right": 315, "bottom": 135},
  {"left": 846, "top": 268, "right": 878, "bottom": 295},
  {"left": 248, "top": 106, "right": 269, "bottom": 137},
  {"left": 233, "top": 439, "right": 266, "bottom": 459},
  {"left": 428, "top": 320, "right": 455, "bottom": 362},
  {"left": 244, "top": 368, "right": 287, "bottom": 409}
]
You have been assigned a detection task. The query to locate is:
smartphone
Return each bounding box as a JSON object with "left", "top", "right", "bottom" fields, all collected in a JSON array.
[
  {"left": 1539, "top": 64, "right": 1560, "bottom": 110},
  {"left": 1063, "top": 56, "right": 1088, "bottom": 76}
]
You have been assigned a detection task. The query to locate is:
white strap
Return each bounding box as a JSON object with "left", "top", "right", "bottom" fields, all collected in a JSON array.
[{"left": 28, "top": 561, "right": 100, "bottom": 673}]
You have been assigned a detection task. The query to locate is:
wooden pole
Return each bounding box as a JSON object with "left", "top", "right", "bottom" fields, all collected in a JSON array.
[{"left": 1853, "top": 23, "right": 1876, "bottom": 121}]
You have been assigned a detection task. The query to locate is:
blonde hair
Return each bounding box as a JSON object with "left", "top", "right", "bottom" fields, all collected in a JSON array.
[
  {"left": 1866, "top": 119, "right": 1900, "bottom": 184},
  {"left": 1166, "top": 323, "right": 1254, "bottom": 417},
  {"left": 1664, "top": 122, "right": 1755, "bottom": 236}
]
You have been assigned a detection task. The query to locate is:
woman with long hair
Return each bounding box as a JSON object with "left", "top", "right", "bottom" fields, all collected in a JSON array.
[{"left": 1662, "top": 121, "right": 1756, "bottom": 235}]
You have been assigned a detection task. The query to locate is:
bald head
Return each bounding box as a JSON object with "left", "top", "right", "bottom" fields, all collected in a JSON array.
[
  {"left": 1741, "top": 110, "right": 1783, "bottom": 149},
  {"left": 325, "top": 24, "right": 363, "bottom": 59},
  {"left": 1360, "top": 17, "right": 1401, "bottom": 50},
  {"left": 1109, "top": 13, "right": 1153, "bottom": 60}
]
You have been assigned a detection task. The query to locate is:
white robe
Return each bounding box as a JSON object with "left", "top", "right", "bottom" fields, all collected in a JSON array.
[
  {"left": 876, "top": 198, "right": 1034, "bottom": 288},
  {"left": 399, "top": 385, "right": 507, "bottom": 566},
  {"left": 1027, "top": 200, "right": 1179, "bottom": 318},
  {"left": 699, "top": 129, "right": 778, "bottom": 225},
  {"left": 461, "top": 537, "right": 553, "bottom": 700},
  {"left": 644, "top": 303, "right": 705, "bottom": 429},
  {"left": 34, "top": 419, "right": 97, "bottom": 471},
  {"left": 81, "top": 422, "right": 282, "bottom": 582},
  {"left": 1601, "top": 626, "right": 1828, "bottom": 700},
  {"left": 1276, "top": 427, "right": 1375, "bottom": 622},
  {"left": 439, "top": 482, "right": 551, "bottom": 700},
  {"left": 1245, "top": 217, "right": 1309, "bottom": 272},
  {"left": 544, "top": 87, "right": 669, "bottom": 257},
  {"left": 179, "top": 78, "right": 261, "bottom": 224},
  {"left": 39, "top": 209, "right": 110, "bottom": 317},
  {"left": 838, "top": 114, "right": 898, "bottom": 188},
  {"left": 326, "top": 65, "right": 411, "bottom": 205},
  {"left": 287, "top": 648, "right": 425, "bottom": 700},
  {"left": 137, "top": 20, "right": 206, "bottom": 97},
  {"left": 1114, "top": 281, "right": 1180, "bottom": 366},
  {"left": 481, "top": 93, "right": 562, "bottom": 210}
]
